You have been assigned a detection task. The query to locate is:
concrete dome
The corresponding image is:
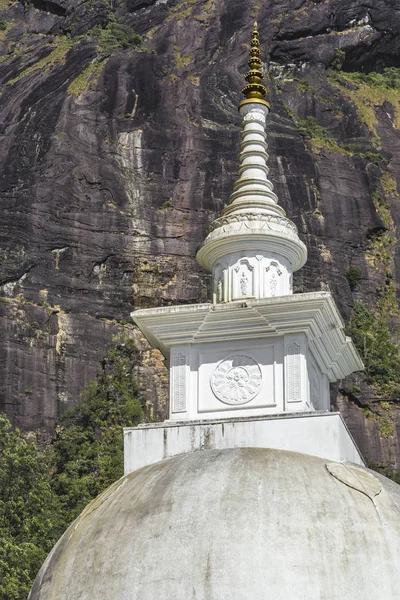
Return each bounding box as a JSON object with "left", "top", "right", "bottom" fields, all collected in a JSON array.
[{"left": 29, "top": 448, "right": 400, "bottom": 600}]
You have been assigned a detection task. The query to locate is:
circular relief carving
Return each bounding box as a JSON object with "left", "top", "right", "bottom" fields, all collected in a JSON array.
[{"left": 211, "top": 355, "right": 262, "bottom": 405}]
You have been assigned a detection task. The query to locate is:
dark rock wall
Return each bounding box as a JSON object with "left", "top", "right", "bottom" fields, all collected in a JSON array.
[{"left": 1, "top": 0, "right": 400, "bottom": 471}]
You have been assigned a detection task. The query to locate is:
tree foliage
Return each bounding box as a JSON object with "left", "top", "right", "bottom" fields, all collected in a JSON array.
[
  {"left": 346, "top": 301, "right": 400, "bottom": 396},
  {"left": 329, "top": 48, "right": 400, "bottom": 90},
  {"left": 89, "top": 20, "right": 143, "bottom": 56},
  {"left": 0, "top": 336, "right": 143, "bottom": 599},
  {"left": 346, "top": 266, "right": 361, "bottom": 291},
  {"left": 347, "top": 67, "right": 400, "bottom": 90},
  {"left": 329, "top": 49, "right": 345, "bottom": 71},
  {"left": 51, "top": 337, "right": 143, "bottom": 523},
  {"left": 0, "top": 416, "right": 63, "bottom": 600}
]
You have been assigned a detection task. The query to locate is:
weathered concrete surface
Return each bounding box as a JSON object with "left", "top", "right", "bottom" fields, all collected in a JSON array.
[
  {"left": 124, "top": 412, "right": 365, "bottom": 473},
  {"left": 0, "top": 0, "right": 400, "bottom": 469},
  {"left": 29, "top": 448, "right": 400, "bottom": 599}
]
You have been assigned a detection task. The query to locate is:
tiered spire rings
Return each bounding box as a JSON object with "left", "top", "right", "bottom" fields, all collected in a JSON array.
[
  {"left": 196, "top": 23, "right": 307, "bottom": 303},
  {"left": 240, "top": 22, "right": 270, "bottom": 109}
]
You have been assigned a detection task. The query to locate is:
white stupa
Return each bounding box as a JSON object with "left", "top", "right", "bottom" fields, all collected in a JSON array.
[
  {"left": 29, "top": 25, "right": 400, "bottom": 600},
  {"left": 126, "top": 23, "right": 364, "bottom": 472}
]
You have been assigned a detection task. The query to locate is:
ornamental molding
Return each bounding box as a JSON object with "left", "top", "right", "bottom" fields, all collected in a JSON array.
[
  {"left": 266, "top": 261, "right": 283, "bottom": 275},
  {"left": 172, "top": 353, "right": 186, "bottom": 413},
  {"left": 207, "top": 213, "right": 298, "bottom": 235},
  {"left": 131, "top": 292, "right": 364, "bottom": 381},
  {"left": 287, "top": 342, "right": 302, "bottom": 403},
  {"left": 243, "top": 111, "right": 266, "bottom": 123},
  {"left": 211, "top": 354, "right": 262, "bottom": 405},
  {"left": 234, "top": 258, "right": 254, "bottom": 272}
]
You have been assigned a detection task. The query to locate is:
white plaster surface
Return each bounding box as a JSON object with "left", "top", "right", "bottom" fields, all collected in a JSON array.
[
  {"left": 211, "top": 251, "right": 292, "bottom": 303},
  {"left": 123, "top": 411, "right": 365, "bottom": 474},
  {"left": 30, "top": 447, "right": 400, "bottom": 600},
  {"left": 168, "top": 333, "right": 329, "bottom": 420},
  {"left": 133, "top": 292, "right": 362, "bottom": 422},
  {"left": 132, "top": 292, "right": 363, "bottom": 382},
  {"left": 133, "top": 293, "right": 363, "bottom": 424},
  {"left": 170, "top": 339, "right": 284, "bottom": 420}
]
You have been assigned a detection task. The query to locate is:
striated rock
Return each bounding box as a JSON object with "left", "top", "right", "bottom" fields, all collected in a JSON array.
[{"left": 0, "top": 0, "right": 400, "bottom": 471}]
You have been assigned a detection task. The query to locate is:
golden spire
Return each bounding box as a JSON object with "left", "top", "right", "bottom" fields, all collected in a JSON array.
[{"left": 239, "top": 22, "right": 270, "bottom": 110}]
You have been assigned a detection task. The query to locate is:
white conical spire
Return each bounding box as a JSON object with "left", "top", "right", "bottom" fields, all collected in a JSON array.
[{"left": 196, "top": 23, "right": 307, "bottom": 304}]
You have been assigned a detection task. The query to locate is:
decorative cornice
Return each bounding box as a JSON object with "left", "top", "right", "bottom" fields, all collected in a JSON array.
[
  {"left": 207, "top": 213, "right": 298, "bottom": 235},
  {"left": 196, "top": 228, "right": 308, "bottom": 273},
  {"left": 131, "top": 292, "right": 364, "bottom": 381}
]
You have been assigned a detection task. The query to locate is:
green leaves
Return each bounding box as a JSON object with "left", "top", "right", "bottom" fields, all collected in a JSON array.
[
  {"left": 347, "top": 301, "right": 400, "bottom": 397},
  {"left": 329, "top": 49, "right": 345, "bottom": 72},
  {"left": 0, "top": 416, "right": 63, "bottom": 600},
  {"left": 347, "top": 67, "right": 400, "bottom": 91},
  {"left": 89, "top": 21, "right": 143, "bottom": 57},
  {"left": 0, "top": 336, "right": 143, "bottom": 599},
  {"left": 51, "top": 337, "right": 143, "bottom": 524},
  {"left": 346, "top": 267, "right": 361, "bottom": 291}
]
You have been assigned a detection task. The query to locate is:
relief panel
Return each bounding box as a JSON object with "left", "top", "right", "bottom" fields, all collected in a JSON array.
[
  {"left": 310, "top": 363, "right": 320, "bottom": 410},
  {"left": 197, "top": 340, "right": 282, "bottom": 414},
  {"left": 265, "top": 260, "right": 282, "bottom": 297},
  {"left": 171, "top": 353, "right": 187, "bottom": 413},
  {"left": 232, "top": 259, "right": 254, "bottom": 300},
  {"left": 286, "top": 342, "right": 302, "bottom": 403}
]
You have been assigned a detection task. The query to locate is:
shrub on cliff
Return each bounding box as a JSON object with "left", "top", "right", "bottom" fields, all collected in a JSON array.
[
  {"left": 329, "top": 49, "right": 400, "bottom": 90},
  {"left": 346, "top": 266, "right": 361, "bottom": 291},
  {"left": 89, "top": 21, "right": 143, "bottom": 56},
  {"left": 346, "top": 301, "right": 400, "bottom": 396},
  {"left": 348, "top": 67, "right": 400, "bottom": 90}
]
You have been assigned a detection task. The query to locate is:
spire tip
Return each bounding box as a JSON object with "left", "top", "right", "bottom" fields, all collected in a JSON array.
[{"left": 240, "top": 22, "right": 268, "bottom": 109}]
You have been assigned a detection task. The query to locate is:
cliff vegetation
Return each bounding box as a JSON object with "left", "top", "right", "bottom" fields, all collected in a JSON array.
[{"left": 0, "top": 338, "right": 143, "bottom": 600}]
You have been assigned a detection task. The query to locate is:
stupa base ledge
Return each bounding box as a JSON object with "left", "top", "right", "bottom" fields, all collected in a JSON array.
[{"left": 123, "top": 411, "right": 365, "bottom": 475}]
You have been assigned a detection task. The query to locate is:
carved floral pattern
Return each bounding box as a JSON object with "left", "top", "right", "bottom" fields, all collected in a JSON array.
[{"left": 211, "top": 355, "right": 262, "bottom": 405}]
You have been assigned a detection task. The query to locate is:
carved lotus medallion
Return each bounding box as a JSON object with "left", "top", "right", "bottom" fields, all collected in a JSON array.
[{"left": 211, "top": 355, "right": 262, "bottom": 405}]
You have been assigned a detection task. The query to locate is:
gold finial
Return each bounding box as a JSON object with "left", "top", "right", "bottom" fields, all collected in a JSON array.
[{"left": 239, "top": 22, "right": 269, "bottom": 110}]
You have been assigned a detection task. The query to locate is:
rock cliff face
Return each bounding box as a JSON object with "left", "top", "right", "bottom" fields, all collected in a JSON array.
[{"left": 1, "top": 0, "right": 400, "bottom": 472}]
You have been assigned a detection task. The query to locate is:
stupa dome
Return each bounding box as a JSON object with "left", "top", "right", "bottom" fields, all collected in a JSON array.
[{"left": 29, "top": 447, "right": 400, "bottom": 600}]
